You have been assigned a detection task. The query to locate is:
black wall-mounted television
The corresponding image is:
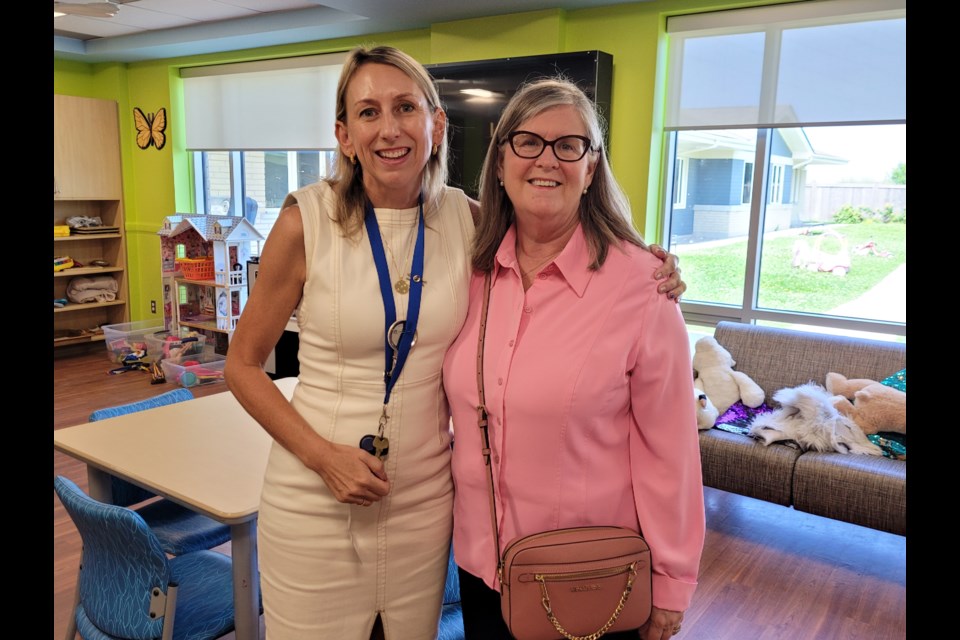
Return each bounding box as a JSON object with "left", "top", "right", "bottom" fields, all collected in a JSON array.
[{"left": 426, "top": 51, "right": 613, "bottom": 199}]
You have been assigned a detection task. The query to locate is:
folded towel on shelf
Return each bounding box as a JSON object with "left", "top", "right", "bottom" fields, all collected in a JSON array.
[{"left": 66, "top": 275, "right": 118, "bottom": 303}]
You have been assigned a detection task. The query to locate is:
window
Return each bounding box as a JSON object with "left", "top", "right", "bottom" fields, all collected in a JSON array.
[
  {"left": 662, "top": 0, "right": 906, "bottom": 341},
  {"left": 192, "top": 150, "right": 337, "bottom": 243},
  {"left": 767, "top": 164, "right": 783, "bottom": 204},
  {"left": 673, "top": 158, "right": 688, "bottom": 209},
  {"left": 181, "top": 53, "right": 346, "bottom": 245},
  {"left": 741, "top": 162, "right": 753, "bottom": 205}
]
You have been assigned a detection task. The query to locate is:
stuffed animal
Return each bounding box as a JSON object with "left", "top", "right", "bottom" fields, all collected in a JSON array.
[
  {"left": 749, "top": 382, "right": 882, "bottom": 455},
  {"left": 692, "top": 336, "right": 766, "bottom": 416},
  {"left": 693, "top": 381, "right": 719, "bottom": 430},
  {"left": 825, "top": 372, "right": 906, "bottom": 435}
]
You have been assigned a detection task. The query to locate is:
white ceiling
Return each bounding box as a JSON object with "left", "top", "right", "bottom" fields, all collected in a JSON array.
[{"left": 53, "top": 0, "right": 648, "bottom": 63}]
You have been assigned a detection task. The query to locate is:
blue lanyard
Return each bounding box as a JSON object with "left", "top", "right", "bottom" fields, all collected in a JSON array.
[{"left": 364, "top": 196, "right": 425, "bottom": 405}]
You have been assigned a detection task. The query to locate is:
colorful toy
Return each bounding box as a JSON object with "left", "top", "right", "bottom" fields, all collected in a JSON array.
[
  {"left": 54, "top": 256, "right": 75, "bottom": 272},
  {"left": 108, "top": 341, "right": 151, "bottom": 364},
  {"left": 163, "top": 334, "right": 201, "bottom": 362},
  {"left": 177, "top": 366, "right": 224, "bottom": 387},
  {"left": 109, "top": 351, "right": 151, "bottom": 375},
  {"left": 150, "top": 360, "right": 167, "bottom": 384}
]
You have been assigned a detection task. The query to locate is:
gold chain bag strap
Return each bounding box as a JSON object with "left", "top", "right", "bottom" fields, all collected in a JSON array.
[{"left": 475, "top": 273, "right": 653, "bottom": 640}]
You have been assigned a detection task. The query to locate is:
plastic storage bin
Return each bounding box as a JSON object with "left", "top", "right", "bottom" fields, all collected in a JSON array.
[
  {"left": 145, "top": 329, "right": 207, "bottom": 363},
  {"left": 102, "top": 320, "right": 164, "bottom": 363},
  {"left": 176, "top": 257, "right": 215, "bottom": 280},
  {"left": 161, "top": 352, "right": 227, "bottom": 388}
]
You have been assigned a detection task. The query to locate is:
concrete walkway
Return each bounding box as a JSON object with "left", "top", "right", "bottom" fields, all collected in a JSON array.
[
  {"left": 788, "top": 263, "right": 905, "bottom": 340},
  {"left": 828, "top": 264, "right": 906, "bottom": 323}
]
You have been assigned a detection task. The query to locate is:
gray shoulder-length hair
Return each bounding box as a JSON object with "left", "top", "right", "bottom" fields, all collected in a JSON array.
[
  {"left": 473, "top": 77, "right": 644, "bottom": 272},
  {"left": 325, "top": 45, "right": 448, "bottom": 238}
]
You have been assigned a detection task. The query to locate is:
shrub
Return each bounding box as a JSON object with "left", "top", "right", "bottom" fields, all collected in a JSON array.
[
  {"left": 833, "top": 204, "right": 865, "bottom": 224},
  {"left": 832, "top": 203, "right": 906, "bottom": 225},
  {"left": 876, "top": 204, "right": 896, "bottom": 223}
]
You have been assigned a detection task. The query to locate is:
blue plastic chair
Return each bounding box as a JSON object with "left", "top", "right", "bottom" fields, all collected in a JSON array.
[
  {"left": 55, "top": 475, "right": 238, "bottom": 640},
  {"left": 438, "top": 544, "right": 464, "bottom": 640},
  {"left": 88, "top": 388, "right": 231, "bottom": 556}
]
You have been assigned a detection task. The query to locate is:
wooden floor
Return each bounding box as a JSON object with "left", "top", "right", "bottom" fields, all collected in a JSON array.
[{"left": 53, "top": 345, "right": 907, "bottom": 640}]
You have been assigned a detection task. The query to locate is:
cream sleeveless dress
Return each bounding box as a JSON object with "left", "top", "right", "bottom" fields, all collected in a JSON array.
[{"left": 257, "top": 182, "right": 473, "bottom": 639}]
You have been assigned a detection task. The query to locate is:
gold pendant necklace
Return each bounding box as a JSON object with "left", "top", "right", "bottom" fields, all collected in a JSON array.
[{"left": 380, "top": 211, "right": 416, "bottom": 295}]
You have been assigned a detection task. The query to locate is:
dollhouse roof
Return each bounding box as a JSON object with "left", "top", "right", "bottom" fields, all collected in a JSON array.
[
  {"left": 157, "top": 215, "right": 191, "bottom": 236},
  {"left": 157, "top": 215, "right": 265, "bottom": 242}
]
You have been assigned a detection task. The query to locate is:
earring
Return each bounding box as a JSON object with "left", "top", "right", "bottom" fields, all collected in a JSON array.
[
  {"left": 432, "top": 143, "right": 438, "bottom": 156},
  {"left": 349, "top": 153, "right": 356, "bottom": 166},
  {"left": 499, "top": 180, "right": 504, "bottom": 188},
  {"left": 583, "top": 187, "right": 589, "bottom": 195}
]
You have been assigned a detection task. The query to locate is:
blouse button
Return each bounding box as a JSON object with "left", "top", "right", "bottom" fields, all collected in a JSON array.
[
  {"left": 493, "top": 454, "right": 500, "bottom": 464},
  {"left": 523, "top": 306, "right": 533, "bottom": 313},
  {"left": 497, "top": 377, "right": 503, "bottom": 385},
  {"left": 538, "top": 272, "right": 547, "bottom": 279},
  {"left": 508, "top": 340, "right": 515, "bottom": 347}
]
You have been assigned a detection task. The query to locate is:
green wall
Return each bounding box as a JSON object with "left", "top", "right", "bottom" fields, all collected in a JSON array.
[{"left": 54, "top": 0, "right": 791, "bottom": 322}]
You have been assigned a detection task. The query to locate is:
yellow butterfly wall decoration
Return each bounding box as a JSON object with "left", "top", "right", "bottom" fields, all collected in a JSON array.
[{"left": 133, "top": 107, "right": 167, "bottom": 150}]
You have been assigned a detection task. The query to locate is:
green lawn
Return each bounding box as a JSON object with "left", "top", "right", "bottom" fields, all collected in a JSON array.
[{"left": 675, "top": 223, "right": 906, "bottom": 313}]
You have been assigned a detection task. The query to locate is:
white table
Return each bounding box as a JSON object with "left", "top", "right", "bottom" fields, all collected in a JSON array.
[{"left": 54, "top": 377, "right": 297, "bottom": 640}]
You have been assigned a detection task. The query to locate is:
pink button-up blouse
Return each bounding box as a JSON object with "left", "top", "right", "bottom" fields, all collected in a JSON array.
[{"left": 442, "top": 223, "right": 705, "bottom": 612}]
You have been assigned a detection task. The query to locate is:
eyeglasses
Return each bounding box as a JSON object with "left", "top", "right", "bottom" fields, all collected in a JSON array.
[{"left": 505, "top": 131, "right": 595, "bottom": 162}]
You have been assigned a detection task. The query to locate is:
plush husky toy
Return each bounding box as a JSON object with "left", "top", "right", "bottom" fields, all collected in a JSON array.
[{"left": 749, "top": 382, "right": 882, "bottom": 455}]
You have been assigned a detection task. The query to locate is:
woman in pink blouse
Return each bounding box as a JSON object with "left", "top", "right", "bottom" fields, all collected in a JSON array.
[{"left": 442, "top": 79, "right": 705, "bottom": 640}]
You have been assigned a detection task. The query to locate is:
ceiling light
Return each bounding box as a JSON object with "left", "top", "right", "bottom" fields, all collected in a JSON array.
[
  {"left": 53, "top": 2, "right": 120, "bottom": 19},
  {"left": 460, "top": 89, "right": 499, "bottom": 99}
]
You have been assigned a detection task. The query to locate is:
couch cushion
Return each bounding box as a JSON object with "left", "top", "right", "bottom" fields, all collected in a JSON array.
[
  {"left": 699, "top": 429, "right": 802, "bottom": 506},
  {"left": 713, "top": 322, "right": 906, "bottom": 405},
  {"left": 792, "top": 452, "right": 906, "bottom": 536}
]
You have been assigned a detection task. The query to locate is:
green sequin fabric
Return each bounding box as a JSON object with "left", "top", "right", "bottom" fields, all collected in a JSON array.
[
  {"left": 880, "top": 368, "right": 906, "bottom": 393},
  {"left": 868, "top": 433, "right": 906, "bottom": 460},
  {"left": 873, "top": 368, "right": 906, "bottom": 459}
]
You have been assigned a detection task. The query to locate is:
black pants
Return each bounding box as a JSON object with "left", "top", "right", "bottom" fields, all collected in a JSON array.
[{"left": 457, "top": 567, "right": 640, "bottom": 640}]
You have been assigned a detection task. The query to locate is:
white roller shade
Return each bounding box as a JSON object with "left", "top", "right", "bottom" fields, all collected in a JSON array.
[
  {"left": 181, "top": 53, "right": 347, "bottom": 150},
  {"left": 665, "top": 0, "right": 905, "bottom": 130}
]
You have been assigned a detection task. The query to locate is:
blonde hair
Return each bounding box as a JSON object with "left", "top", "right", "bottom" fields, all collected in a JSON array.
[
  {"left": 473, "top": 78, "right": 644, "bottom": 272},
  {"left": 326, "top": 45, "right": 448, "bottom": 237}
]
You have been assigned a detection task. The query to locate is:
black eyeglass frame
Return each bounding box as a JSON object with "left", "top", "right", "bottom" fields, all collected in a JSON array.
[{"left": 503, "top": 130, "right": 597, "bottom": 162}]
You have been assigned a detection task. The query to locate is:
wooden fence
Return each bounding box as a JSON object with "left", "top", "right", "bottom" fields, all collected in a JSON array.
[{"left": 802, "top": 183, "right": 906, "bottom": 222}]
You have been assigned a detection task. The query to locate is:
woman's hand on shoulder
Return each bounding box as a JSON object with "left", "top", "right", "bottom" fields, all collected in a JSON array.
[
  {"left": 638, "top": 606, "right": 685, "bottom": 640},
  {"left": 649, "top": 244, "right": 686, "bottom": 302}
]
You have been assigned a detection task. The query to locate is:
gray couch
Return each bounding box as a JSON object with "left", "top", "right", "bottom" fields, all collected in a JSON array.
[{"left": 698, "top": 321, "right": 906, "bottom": 536}]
